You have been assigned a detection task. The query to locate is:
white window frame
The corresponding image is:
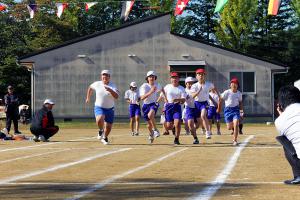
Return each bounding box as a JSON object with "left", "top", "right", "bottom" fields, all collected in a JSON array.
[{"left": 229, "top": 71, "right": 256, "bottom": 94}]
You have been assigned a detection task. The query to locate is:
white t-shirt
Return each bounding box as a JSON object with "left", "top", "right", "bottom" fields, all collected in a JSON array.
[
  {"left": 124, "top": 89, "right": 139, "bottom": 105},
  {"left": 221, "top": 89, "right": 242, "bottom": 108},
  {"left": 139, "top": 83, "right": 162, "bottom": 104},
  {"left": 209, "top": 92, "right": 219, "bottom": 107},
  {"left": 163, "top": 84, "right": 186, "bottom": 103},
  {"left": 275, "top": 103, "right": 300, "bottom": 159},
  {"left": 184, "top": 88, "right": 195, "bottom": 108},
  {"left": 191, "top": 81, "right": 214, "bottom": 102},
  {"left": 90, "top": 81, "right": 119, "bottom": 108}
]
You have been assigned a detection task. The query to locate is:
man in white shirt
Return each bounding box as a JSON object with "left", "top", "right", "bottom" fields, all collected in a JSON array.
[
  {"left": 86, "top": 69, "right": 119, "bottom": 145},
  {"left": 275, "top": 85, "right": 300, "bottom": 185},
  {"left": 191, "top": 68, "right": 218, "bottom": 139}
]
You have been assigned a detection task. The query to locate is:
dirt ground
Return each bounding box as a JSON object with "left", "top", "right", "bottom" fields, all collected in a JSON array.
[{"left": 0, "top": 124, "right": 298, "bottom": 200}]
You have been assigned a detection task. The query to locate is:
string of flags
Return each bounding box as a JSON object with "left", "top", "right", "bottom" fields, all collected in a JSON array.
[{"left": 0, "top": 0, "right": 283, "bottom": 20}]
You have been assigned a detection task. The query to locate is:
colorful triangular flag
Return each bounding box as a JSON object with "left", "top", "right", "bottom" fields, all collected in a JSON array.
[
  {"left": 174, "top": 0, "right": 190, "bottom": 16},
  {"left": 85, "top": 2, "right": 98, "bottom": 12},
  {"left": 56, "top": 3, "right": 68, "bottom": 18},
  {"left": 121, "top": 0, "right": 135, "bottom": 21},
  {"left": 27, "top": 4, "right": 37, "bottom": 19},
  {"left": 214, "top": 0, "right": 229, "bottom": 13},
  {"left": 268, "top": 0, "right": 281, "bottom": 15},
  {"left": 0, "top": 3, "right": 7, "bottom": 11}
]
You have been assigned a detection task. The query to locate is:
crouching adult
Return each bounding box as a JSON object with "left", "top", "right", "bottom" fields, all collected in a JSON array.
[
  {"left": 275, "top": 85, "right": 300, "bottom": 185},
  {"left": 30, "top": 99, "right": 59, "bottom": 142}
]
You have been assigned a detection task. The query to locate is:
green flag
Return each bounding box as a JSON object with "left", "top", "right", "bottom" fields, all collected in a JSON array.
[{"left": 214, "top": 0, "right": 229, "bottom": 13}]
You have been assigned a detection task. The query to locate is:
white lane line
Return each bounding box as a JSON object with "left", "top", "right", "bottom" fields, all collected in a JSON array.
[
  {"left": 189, "top": 135, "right": 254, "bottom": 200},
  {"left": 0, "top": 149, "right": 71, "bottom": 164},
  {"left": 66, "top": 148, "right": 188, "bottom": 200},
  {"left": 0, "top": 148, "right": 131, "bottom": 185},
  {"left": 4, "top": 181, "right": 283, "bottom": 186},
  {"left": 0, "top": 136, "right": 96, "bottom": 153}
]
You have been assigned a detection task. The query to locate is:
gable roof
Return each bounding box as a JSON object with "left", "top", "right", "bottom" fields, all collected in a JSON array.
[{"left": 19, "top": 12, "right": 288, "bottom": 71}]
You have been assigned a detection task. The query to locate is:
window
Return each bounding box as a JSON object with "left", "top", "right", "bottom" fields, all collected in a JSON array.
[{"left": 229, "top": 72, "right": 255, "bottom": 93}]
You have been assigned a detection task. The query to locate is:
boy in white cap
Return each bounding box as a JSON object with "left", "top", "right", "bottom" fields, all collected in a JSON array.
[
  {"left": 86, "top": 69, "right": 119, "bottom": 145},
  {"left": 139, "top": 70, "right": 164, "bottom": 143},
  {"left": 184, "top": 77, "right": 199, "bottom": 144},
  {"left": 124, "top": 81, "right": 141, "bottom": 136}
]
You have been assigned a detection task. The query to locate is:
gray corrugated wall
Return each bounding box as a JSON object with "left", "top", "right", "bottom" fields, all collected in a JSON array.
[{"left": 26, "top": 14, "right": 279, "bottom": 118}]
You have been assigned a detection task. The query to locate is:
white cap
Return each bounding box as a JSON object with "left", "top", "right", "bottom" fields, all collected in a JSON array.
[
  {"left": 101, "top": 69, "right": 111, "bottom": 75},
  {"left": 185, "top": 77, "right": 196, "bottom": 83},
  {"left": 44, "top": 99, "right": 55, "bottom": 105},
  {"left": 130, "top": 81, "right": 137, "bottom": 87},
  {"left": 146, "top": 71, "right": 156, "bottom": 77}
]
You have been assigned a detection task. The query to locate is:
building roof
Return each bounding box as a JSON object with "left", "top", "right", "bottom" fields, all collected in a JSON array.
[{"left": 19, "top": 12, "right": 288, "bottom": 71}]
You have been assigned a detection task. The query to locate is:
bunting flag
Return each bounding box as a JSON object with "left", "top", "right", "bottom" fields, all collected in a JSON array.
[
  {"left": 268, "top": 0, "right": 281, "bottom": 16},
  {"left": 56, "top": 3, "right": 68, "bottom": 18},
  {"left": 0, "top": 3, "right": 7, "bottom": 11},
  {"left": 121, "top": 0, "right": 135, "bottom": 21},
  {"left": 174, "top": 0, "right": 190, "bottom": 16},
  {"left": 85, "top": 2, "right": 97, "bottom": 12},
  {"left": 214, "top": 0, "right": 229, "bottom": 13},
  {"left": 27, "top": 4, "right": 37, "bottom": 18}
]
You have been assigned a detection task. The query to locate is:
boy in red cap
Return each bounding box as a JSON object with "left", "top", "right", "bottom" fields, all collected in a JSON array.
[
  {"left": 191, "top": 68, "right": 219, "bottom": 139},
  {"left": 162, "top": 72, "right": 186, "bottom": 145},
  {"left": 218, "top": 78, "right": 244, "bottom": 146}
]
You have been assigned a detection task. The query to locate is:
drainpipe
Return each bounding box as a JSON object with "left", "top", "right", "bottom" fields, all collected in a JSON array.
[{"left": 271, "top": 67, "right": 289, "bottom": 121}]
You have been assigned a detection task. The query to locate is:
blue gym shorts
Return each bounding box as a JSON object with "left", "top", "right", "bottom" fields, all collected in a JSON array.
[
  {"left": 194, "top": 101, "right": 209, "bottom": 118},
  {"left": 142, "top": 102, "right": 159, "bottom": 121},
  {"left": 129, "top": 104, "right": 141, "bottom": 118},
  {"left": 165, "top": 103, "right": 182, "bottom": 122},
  {"left": 207, "top": 106, "right": 221, "bottom": 121},
  {"left": 94, "top": 106, "right": 115, "bottom": 124},
  {"left": 224, "top": 106, "right": 240, "bottom": 123}
]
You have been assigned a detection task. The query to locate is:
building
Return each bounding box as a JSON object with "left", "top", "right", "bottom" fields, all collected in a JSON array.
[{"left": 18, "top": 13, "right": 288, "bottom": 120}]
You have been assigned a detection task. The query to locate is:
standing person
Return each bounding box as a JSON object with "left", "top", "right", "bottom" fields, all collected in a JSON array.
[
  {"left": 185, "top": 77, "right": 199, "bottom": 144},
  {"left": 139, "top": 71, "right": 163, "bottom": 143},
  {"left": 275, "top": 85, "right": 300, "bottom": 185},
  {"left": 30, "top": 99, "right": 59, "bottom": 142},
  {"left": 191, "top": 68, "right": 218, "bottom": 139},
  {"left": 163, "top": 72, "right": 186, "bottom": 145},
  {"left": 218, "top": 78, "right": 243, "bottom": 146},
  {"left": 208, "top": 88, "right": 222, "bottom": 135},
  {"left": 124, "top": 81, "right": 141, "bottom": 136},
  {"left": 86, "top": 69, "right": 119, "bottom": 145},
  {"left": 4, "top": 85, "right": 21, "bottom": 135}
]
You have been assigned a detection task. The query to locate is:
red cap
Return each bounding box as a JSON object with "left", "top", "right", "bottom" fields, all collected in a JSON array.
[
  {"left": 230, "top": 78, "right": 239, "bottom": 85},
  {"left": 196, "top": 68, "right": 205, "bottom": 74},
  {"left": 170, "top": 72, "right": 179, "bottom": 77}
]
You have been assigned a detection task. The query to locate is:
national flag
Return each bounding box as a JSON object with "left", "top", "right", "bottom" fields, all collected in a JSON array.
[
  {"left": 174, "top": 0, "right": 190, "bottom": 16},
  {"left": 214, "top": 0, "right": 229, "bottom": 13},
  {"left": 56, "top": 3, "right": 68, "bottom": 18},
  {"left": 0, "top": 3, "right": 7, "bottom": 11},
  {"left": 121, "top": 0, "right": 135, "bottom": 21},
  {"left": 27, "top": 4, "right": 37, "bottom": 19},
  {"left": 85, "top": 2, "right": 98, "bottom": 12},
  {"left": 268, "top": 0, "right": 281, "bottom": 15}
]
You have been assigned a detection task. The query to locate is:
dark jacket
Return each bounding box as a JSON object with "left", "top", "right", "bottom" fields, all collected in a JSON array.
[
  {"left": 31, "top": 105, "right": 55, "bottom": 129},
  {"left": 4, "top": 93, "right": 19, "bottom": 115}
]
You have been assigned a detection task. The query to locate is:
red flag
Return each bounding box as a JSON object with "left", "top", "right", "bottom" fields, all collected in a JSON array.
[
  {"left": 0, "top": 3, "right": 7, "bottom": 11},
  {"left": 174, "top": 0, "right": 190, "bottom": 16}
]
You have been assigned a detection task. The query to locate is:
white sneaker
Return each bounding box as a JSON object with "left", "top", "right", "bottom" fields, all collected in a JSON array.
[
  {"left": 38, "top": 135, "right": 48, "bottom": 142},
  {"left": 97, "top": 130, "right": 103, "bottom": 140},
  {"left": 233, "top": 141, "right": 239, "bottom": 146},
  {"left": 32, "top": 135, "right": 39, "bottom": 142},
  {"left": 131, "top": 132, "right": 135, "bottom": 136},
  {"left": 148, "top": 134, "right": 154, "bottom": 144},
  {"left": 153, "top": 130, "right": 160, "bottom": 138},
  {"left": 1, "top": 128, "right": 8, "bottom": 135},
  {"left": 135, "top": 132, "right": 139, "bottom": 136},
  {"left": 101, "top": 137, "right": 109, "bottom": 145},
  {"left": 206, "top": 131, "right": 212, "bottom": 139}
]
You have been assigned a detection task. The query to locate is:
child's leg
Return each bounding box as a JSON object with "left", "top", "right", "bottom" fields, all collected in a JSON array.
[
  {"left": 135, "top": 115, "right": 140, "bottom": 134},
  {"left": 233, "top": 119, "right": 239, "bottom": 142}
]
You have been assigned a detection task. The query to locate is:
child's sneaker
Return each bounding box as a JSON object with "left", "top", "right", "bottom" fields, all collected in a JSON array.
[
  {"left": 135, "top": 132, "right": 139, "bottom": 136},
  {"left": 131, "top": 132, "right": 135, "bottom": 136},
  {"left": 193, "top": 138, "right": 199, "bottom": 144},
  {"left": 206, "top": 131, "right": 212, "bottom": 139},
  {"left": 101, "top": 137, "right": 109, "bottom": 145},
  {"left": 97, "top": 129, "right": 103, "bottom": 140},
  {"left": 232, "top": 141, "right": 239, "bottom": 146},
  {"left": 217, "top": 131, "right": 221, "bottom": 135},
  {"left": 174, "top": 138, "right": 180, "bottom": 145},
  {"left": 148, "top": 134, "right": 154, "bottom": 144},
  {"left": 153, "top": 129, "right": 160, "bottom": 138}
]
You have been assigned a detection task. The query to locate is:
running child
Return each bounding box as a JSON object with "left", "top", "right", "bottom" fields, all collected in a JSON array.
[
  {"left": 218, "top": 78, "right": 243, "bottom": 146},
  {"left": 124, "top": 81, "right": 141, "bottom": 136},
  {"left": 208, "top": 88, "right": 221, "bottom": 135}
]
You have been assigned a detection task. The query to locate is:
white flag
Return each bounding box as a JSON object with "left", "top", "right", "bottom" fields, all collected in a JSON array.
[
  {"left": 121, "top": 0, "right": 135, "bottom": 21},
  {"left": 56, "top": 3, "right": 68, "bottom": 18},
  {"left": 27, "top": 4, "right": 37, "bottom": 19},
  {"left": 85, "top": 2, "right": 98, "bottom": 12}
]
